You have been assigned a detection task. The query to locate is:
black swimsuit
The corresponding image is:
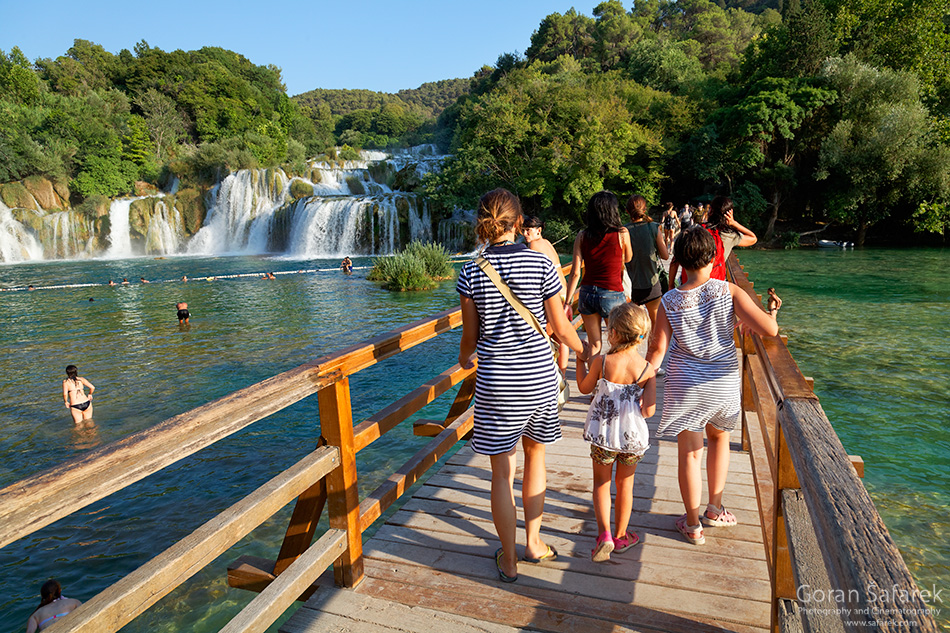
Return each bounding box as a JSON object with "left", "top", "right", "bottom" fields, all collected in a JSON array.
[
  {"left": 177, "top": 309, "right": 190, "bottom": 320},
  {"left": 71, "top": 401, "right": 91, "bottom": 411}
]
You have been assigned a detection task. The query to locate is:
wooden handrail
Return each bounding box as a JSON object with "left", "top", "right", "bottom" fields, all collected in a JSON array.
[
  {"left": 44, "top": 446, "right": 339, "bottom": 633},
  {"left": 728, "top": 254, "right": 938, "bottom": 632},
  {"left": 0, "top": 306, "right": 464, "bottom": 551}
]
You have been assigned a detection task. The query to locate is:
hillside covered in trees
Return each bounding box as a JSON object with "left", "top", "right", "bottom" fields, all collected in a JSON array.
[
  {"left": 426, "top": 0, "right": 950, "bottom": 245},
  {"left": 0, "top": 0, "right": 947, "bottom": 245}
]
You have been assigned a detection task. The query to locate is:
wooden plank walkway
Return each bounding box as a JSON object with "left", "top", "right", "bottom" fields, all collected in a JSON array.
[{"left": 283, "top": 358, "right": 770, "bottom": 633}]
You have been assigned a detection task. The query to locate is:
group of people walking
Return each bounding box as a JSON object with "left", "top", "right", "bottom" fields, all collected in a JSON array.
[{"left": 458, "top": 188, "right": 778, "bottom": 581}]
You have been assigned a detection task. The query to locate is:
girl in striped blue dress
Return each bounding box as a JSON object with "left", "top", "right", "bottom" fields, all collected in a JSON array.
[
  {"left": 458, "top": 189, "right": 588, "bottom": 583},
  {"left": 646, "top": 226, "right": 778, "bottom": 545}
]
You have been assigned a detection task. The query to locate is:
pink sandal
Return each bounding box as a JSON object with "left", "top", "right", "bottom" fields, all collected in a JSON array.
[
  {"left": 591, "top": 531, "right": 614, "bottom": 562},
  {"left": 675, "top": 515, "right": 705, "bottom": 545},
  {"left": 613, "top": 531, "right": 640, "bottom": 553},
  {"left": 702, "top": 504, "right": 737, "bottom": 527}
]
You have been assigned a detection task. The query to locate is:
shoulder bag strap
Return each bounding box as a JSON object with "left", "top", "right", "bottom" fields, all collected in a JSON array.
[{"left": 475, "top": 256, "right": 553, "bottom": 352}]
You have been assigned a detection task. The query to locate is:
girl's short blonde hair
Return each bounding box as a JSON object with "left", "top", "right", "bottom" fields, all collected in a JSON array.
[{"left": 607, "top": 303, "right": 652, "bottom": 354}]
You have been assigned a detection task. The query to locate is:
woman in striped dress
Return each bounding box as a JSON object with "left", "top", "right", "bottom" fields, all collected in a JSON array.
[
  {"left": 457, "top": 189, "right": 588, "bottom": 582},
  {"left": 646, "top": 226, "right": 778, "bottom": 545}
]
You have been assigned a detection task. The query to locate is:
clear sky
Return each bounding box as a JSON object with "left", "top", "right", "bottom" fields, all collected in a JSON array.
[{"left": 0, "top": 0, "right": 589, "bottom": 96}]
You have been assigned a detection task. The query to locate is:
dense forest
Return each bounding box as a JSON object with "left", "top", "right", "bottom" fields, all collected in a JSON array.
[
  {"left": 426, "top": 0, "right": 950, "bottom": 245},
  {"left": 1, "top": 0, "right": 948, "bottom": 245}
]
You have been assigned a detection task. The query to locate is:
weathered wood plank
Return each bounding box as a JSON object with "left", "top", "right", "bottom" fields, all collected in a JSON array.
[
  {"left": 274, "top": 477, "right": 328, "bottom": 576},
  {"left": 779, "top": 398, "right": 938, "bottom": 631},
  {"left": 43, "top": 447, "right": 338, "bottom": 633},
  {"left": 782, "top": 489, "right": 846, "bottom": 633},
  {"left": 219, "top": 529, "right": 346, "bottom": 633},
  {"left": 745, "top": 409, "right": 775, "bottom": 572},
  {"left": 352, "top": 363, "right": 473, "bottom": 452},
  {"left": 287, "top": 587, "right": 521, "bottom": 633},
  {"left": 360, "top": 549, "right": 768, "bottom": 631}
]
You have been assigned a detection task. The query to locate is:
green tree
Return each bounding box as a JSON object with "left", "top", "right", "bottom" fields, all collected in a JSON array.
[
  {"left": 0, "top": 47, "right": 41, "bottom": 105},
  {"left": 815, "top": 56, "right": 950, "bottom": 244},
  {"left": 427, "top": 57, "right": 666, "bottom": 221},
  {"left": 136, "top": 88, "right": 187, "bottom": 161}
]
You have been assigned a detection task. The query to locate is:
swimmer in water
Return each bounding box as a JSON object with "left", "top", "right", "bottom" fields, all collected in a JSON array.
[
  {"left": 341, "top": 257, "right": 353, "bottom": 274},
  {"left": 63, "top": 365, "right": 95, "bottom": 424},
  {"left": 176, "top": 301, "right": 189, "bottom": 324},
  {"left": 25, "top": 579, "right": 81, "bottom": 633},
  {"left": 121, "top": 278, "right": 129, "bottom": 285},
  {"left": 140, "top": 277, "right": 149, "bottom": 283},
  {"left": 108, "top": 280, "right": 116, "bottom": 286},
  {"left": 767, "top": 287, "right": 783, "bottom": 315},
  {"left": 181, "top": 275, "right": 188, "bottom": 282}
]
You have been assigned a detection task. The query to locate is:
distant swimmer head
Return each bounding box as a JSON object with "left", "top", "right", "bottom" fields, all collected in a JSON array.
[
  {"left": 65, "top": 365, "right": 78, "bottom": 380},
  {"left": 673, "top": 225, "right": 716, "bottom": 272}
]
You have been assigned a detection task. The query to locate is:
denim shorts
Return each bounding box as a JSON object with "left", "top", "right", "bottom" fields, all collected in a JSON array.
[{"left": 578, "top": 285, "right": 627, "bottom": 318}]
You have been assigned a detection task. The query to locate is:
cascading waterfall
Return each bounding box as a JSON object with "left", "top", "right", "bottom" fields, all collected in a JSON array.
[
  {"left": 145, "top": 199, "right": 183, "bottom": 255},
  {"left": 105, "top": 198, "right": 139, "bottom": 259},
  {"left": 1, "top": 147, "right": 446, "bottom": 263},
  {"left": 0, "top": 201, "right": 44, "bottom": 262}
]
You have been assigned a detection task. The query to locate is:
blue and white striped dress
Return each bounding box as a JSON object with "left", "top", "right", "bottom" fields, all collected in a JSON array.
[
  {"left": 656, "top": 278, "right": 740, "bottom": 437},
  {"left": 456, "top": 243, "right": 562, "bottom": 455}
]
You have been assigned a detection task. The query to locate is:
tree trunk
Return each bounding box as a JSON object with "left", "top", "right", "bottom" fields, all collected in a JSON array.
[
  {"left": 856, "top": 222, "right": 867, "bottom": 246},
  {"left": 764, "top": 192, "right": 780, "bottom": 242}
]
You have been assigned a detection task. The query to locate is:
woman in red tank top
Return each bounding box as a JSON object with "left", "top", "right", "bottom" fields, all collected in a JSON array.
[{"left": 564, "top": 191, "right": 633, "bottom": 357}]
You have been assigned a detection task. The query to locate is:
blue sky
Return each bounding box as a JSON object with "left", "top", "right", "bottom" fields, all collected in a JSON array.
[{"left": 0, "top": 0, "right": 588, "bottom": 96}]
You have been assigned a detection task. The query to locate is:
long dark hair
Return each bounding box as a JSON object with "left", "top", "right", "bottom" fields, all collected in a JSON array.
[
  {"left": 584, "top": 190, "right": 623, "bottom": 246},
  {"left": 32, "top": 579, "right": 62, "bottom": 615},
  {"left": 705, "top": 196, "right": 737, "bottom": 234},
  {"left": 65, "top": 365, "right": 78, "bottom": 382}
]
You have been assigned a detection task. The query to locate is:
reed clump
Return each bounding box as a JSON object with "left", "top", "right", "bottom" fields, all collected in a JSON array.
[{"left": 369, "top": 241, "right": 455, "bottom": 291}]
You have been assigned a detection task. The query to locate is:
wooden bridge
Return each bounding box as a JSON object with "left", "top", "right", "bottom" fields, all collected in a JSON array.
[{"left": 0, "top": 256, "right": 937, "bottom": 633}]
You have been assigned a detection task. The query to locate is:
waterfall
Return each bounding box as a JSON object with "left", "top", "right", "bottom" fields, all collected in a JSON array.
[
  {"left": 105, "top": 198, "right": 139, "bottom": 258},
  {"left": 1, "top": 146, "right": 449, "bottom": 263},
  {"left": 0, "top": 201, "right": 43, "bottom": 263},
  {"left": 145, "top": 199, "right": 183, "bottom": 255},
  {"left": 188, "top": 169, "right": 290, "bottom": 255}
]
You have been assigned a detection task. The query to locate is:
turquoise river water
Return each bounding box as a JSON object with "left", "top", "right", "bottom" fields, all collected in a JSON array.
[{"left": 0, "top": 247, "right": 946, "bottom": 631}]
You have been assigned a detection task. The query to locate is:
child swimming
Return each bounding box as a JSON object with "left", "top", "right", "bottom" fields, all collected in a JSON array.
[{"left": 576, "top": 302, "right": 656, "bottom": 561}]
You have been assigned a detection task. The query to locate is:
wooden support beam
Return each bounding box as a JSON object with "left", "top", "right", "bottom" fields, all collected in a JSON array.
[
  {"left": 273, "top": 476, "right": 328, "bottom": 576},
  {"left": 359, "top": 410, "right": 475, "bottom": 533},
  {"left": 849, "top": 455, "right": 864, "bottom": 478},
  {"left": 45, "top": 447, "right": 338, "bottom": 633},
  {"left": 352, "top": 364, "right": 474, "bottom": 452},
  {"left": 318, "top": 379, "right": 363, "bottom": 588},
  {"left": 219, "top": 529, "right": 346, "bottom": 633}
]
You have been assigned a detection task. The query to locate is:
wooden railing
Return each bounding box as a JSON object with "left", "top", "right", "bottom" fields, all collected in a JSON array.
[
  {"left": 1, "top": 257, "right": 939, "bottom": 633},
  {"left": 728, "top": 255, "right": 938, "bottom": 633},
  {"left": 0, "top": 302, "right": 482, "bottom": 633}
]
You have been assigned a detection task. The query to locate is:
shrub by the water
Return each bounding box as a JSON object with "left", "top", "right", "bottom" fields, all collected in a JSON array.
[
  {"left": 405, "top": 241, "right": 454, "bottom": 279},
  {"left": 369, "top": 240, "right": 455, "bottom": 291}
]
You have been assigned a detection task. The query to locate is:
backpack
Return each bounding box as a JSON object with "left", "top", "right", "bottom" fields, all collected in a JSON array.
[{"left": 703, "top": 224, "right": 727, "bottom": 280}]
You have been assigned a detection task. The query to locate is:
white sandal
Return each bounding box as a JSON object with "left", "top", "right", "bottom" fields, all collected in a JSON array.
[{"left": 702, "top": 504, "right": 737, "bottom": 527}]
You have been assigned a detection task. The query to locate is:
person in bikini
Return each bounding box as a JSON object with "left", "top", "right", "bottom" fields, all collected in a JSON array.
[
  {"left": 25, "top": 579, "right": 81, "bottom": 632},
  {"left": 62, "top": 365, "right": 95, "bottom": 424},
  {"left": 176, "top": 301, "right": 190, "bottom": 324}
]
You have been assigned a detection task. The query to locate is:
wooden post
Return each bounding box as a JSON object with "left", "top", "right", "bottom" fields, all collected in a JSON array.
[
  {"left": 318, "top": 378, "right": 364, "bottom": 588},
  {"left": 771, "top": 408, "right": 801, "bottom": 632},
  {"left": 443, "top": 372, "right": 476, "bottom": 426}
]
